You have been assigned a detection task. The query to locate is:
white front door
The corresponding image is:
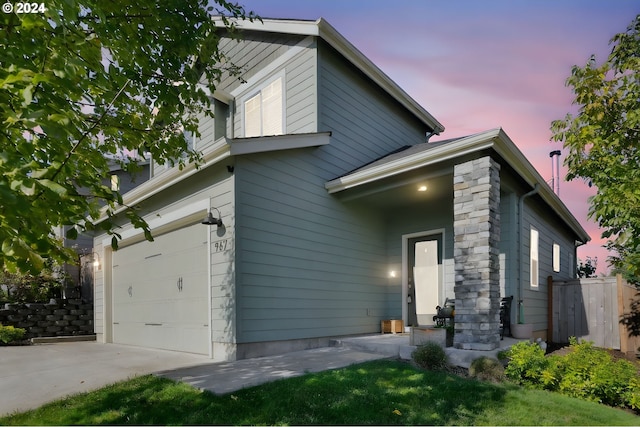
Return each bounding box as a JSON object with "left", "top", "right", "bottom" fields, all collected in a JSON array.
[{"left": 407, "top": 234, "right": 442, "bottom": 326}]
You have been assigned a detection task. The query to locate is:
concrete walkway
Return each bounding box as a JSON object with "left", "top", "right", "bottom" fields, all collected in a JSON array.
[
  {"left": 0, "top": 341, "right": 387, "bottom": 416},
  {"left": 0, "top": 334, "right": 522, "bottom": 417}
]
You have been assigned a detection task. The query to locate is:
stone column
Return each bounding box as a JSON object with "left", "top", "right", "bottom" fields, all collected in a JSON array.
[{"left": 453, "top": 156, "right": 501, "bottom": 350}]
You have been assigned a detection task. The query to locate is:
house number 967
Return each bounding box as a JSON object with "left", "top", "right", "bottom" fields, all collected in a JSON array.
[{"left": 213, "top": 239, "right": 228, "bottom": 252}]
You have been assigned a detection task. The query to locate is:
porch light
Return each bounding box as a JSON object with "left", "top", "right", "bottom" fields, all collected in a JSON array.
[
  {"left": 417, "top": 185, "right": 428, "bottom": 192},
  {"left": 202, "top": 207, "right": 223, "bottom": 227}
]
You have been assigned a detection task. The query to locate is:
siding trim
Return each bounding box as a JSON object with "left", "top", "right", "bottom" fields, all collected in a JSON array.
[{"left": 229, "top": 131, "right": 331, "bottom": 155}]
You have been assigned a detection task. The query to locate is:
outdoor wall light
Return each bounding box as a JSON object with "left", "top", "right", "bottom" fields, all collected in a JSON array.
[
  {"left": 84, "top": 252, "right": 101, "bottom": 270},
  {"left": 417, "top": 185, "right": 428, "bottom": 192},
  {"left": 202, "top": 207, "right": 223, "bottom": 227}
]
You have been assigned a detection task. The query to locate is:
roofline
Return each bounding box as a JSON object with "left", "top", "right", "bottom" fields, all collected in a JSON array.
[
  {"left": 325, "top": 128, "right": 590, "bottom": 243},
  {"left": 214, "top": 17, "right": 445, "bottom": 134}
]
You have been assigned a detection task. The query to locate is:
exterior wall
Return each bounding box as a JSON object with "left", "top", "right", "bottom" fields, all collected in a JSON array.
[
  {"left": 93, "top": 163, "right": 237, "bottom": 360},
  {"left": 317, "top": 39, "right": 429, "bottom": 168},
  {"left": 230, "top": 36, "right": 432, "bottom": 353},
  {"left": 221, "top": 33, "right": 318, "bottom": 138},
  {"left": 499, "top": 190, "right": 518, "bottom": 326},
  {"left": 234, "top": 149, "right": 388, "bottom": 347},
  {"left": 385, "top": 195, "right": 455, "bottom": 319},
  {"left": 521, "top": 194, "right": 578, "bottom": 336}
]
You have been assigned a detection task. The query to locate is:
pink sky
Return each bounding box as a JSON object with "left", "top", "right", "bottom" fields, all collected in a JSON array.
[{"left": 238, "top": 0, "right": 639, "bottom": 274}]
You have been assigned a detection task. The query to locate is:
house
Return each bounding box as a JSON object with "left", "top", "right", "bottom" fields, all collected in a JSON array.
[{"left": 92, "top": 17, "right": 590, "bottom": 360}]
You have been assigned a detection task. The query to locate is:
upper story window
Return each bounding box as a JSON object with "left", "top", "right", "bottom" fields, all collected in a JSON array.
[
  {"left": 110, "top": 174, "right": 120, "bottom": 191},
  {"left": 242, "top": 76, "right": 284, "bottom": 138}
]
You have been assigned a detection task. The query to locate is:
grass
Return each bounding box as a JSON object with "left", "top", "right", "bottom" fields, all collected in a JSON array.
[{"left": 1, "top": 360, "right": 638, "bottom": 425}]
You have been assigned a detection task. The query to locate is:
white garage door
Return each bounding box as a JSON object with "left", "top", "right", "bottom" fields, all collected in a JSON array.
[{"left": 112, "top": 223, "right": 209, "bottom": 355}]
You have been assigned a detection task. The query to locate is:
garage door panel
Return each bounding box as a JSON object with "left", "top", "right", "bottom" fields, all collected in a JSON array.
[{"left": 112, "top": 223, "right": 209, "bottom": 355}]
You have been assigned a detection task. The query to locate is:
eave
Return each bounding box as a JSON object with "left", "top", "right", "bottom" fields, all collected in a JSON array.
[{"left": 326, "top": 128, "right": 590, "bottom": 244}]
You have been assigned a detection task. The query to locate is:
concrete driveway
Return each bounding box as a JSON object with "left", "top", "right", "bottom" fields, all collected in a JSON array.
[
  {"left": 0, "top": 340, "right": 388, "bottom": 417},
  {"left": 0, "top": 341, "right": 209, "bottom": 416}
]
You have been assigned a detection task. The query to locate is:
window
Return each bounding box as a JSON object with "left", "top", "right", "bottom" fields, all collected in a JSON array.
[
  {"left": 530, "top": 228, "right": 539, "bottom": 288},
  {"left": 110, "top": 175, "right": 120, "bottom": 191},
  {"left": 243, "top": 77, "right": 283, "bottom": 137},
  {"left": 553, "top": 243, "right": 561, "bottom": 273}
]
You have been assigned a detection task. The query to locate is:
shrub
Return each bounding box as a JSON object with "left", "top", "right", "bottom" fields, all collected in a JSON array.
[
  {"left": 505, "top": 337, "right": 640, "bottom": 412},
  {"left": 504, "top": 340, "right": 550, "bottom": 388},
  {"left": 0, "top": 324, "right": 26, "bottom": 344},
  {"left": 552, "top": 338, "right": 640, "bottom": 410},
  {"left": 0, "top": 265, "right": 65, "bottom": 304},
  {"left": 469, "top": 357, "right": 505, "bottom": 383},
  {"left": 412, "top": 342, "right": 448, "bottom": 371}
]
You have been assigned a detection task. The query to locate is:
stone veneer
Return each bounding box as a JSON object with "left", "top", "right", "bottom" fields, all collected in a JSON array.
[
  {"left": 0, "top": 299, "right": 93, "bottom": 339},
  {"left": 453, "top": 156, "right": 501, "bottom": 351}
]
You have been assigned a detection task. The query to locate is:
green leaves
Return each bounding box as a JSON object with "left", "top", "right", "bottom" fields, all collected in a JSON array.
[
  {"left": 0, "top": 0, "right": 257, "bottom": 273},
  {"left": 551, "top": 14, "right": 640, "bottom": 284}
]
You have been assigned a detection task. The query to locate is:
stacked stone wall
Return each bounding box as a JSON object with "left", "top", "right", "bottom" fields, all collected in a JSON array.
[
  {"left": 453, "top": 156, "right": 501, "bottom": 351},
  {"left": 0, "top": 299, "right": 93, "bottom": 339}
]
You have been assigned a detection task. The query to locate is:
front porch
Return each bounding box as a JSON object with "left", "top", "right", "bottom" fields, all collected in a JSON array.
[{"left": 330, "top": 333, "right": 525, "bottom": 369}]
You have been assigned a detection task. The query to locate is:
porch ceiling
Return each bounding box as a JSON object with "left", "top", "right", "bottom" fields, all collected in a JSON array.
[{"left": 334, "top": 168, "right": 453, "bottom": 211}]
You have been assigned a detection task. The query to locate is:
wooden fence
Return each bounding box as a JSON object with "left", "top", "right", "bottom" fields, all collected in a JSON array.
[{"left": 550, "top": 275, "right": 640, "bottom": 356}]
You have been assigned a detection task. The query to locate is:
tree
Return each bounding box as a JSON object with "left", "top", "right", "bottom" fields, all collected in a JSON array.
[
  {"left": 577, "top": 256, "right": 598, "bottom": 279},
  {"left": 551, "top": 14, "right": 640, "bottom": 285},
  {"left": 0, "top": 1, "right": 256, "bottom": 273}
]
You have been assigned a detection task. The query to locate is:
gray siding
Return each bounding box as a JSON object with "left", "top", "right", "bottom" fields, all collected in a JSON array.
[
  {"left": 385, "top": 199, "right": 455, "bottom": 318},
  {"left": 217, "top": 31, "right": 307, "bottom": 95},
  {"left": 521, "top": 194, "right": 578, "bottom": 332},
  {"left": 317, "top": 40, "right": 429, "bottom": 171},
  {"left": 94, "top": 163, "right": 237, "bottom": 353},
  {"left": 234, "top": 149, "right": 388, "bottom": 342}
]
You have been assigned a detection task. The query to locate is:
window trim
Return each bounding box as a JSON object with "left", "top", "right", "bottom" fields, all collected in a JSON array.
[{"left": 239, "top": 72, "right": 285, "bottom": 138}]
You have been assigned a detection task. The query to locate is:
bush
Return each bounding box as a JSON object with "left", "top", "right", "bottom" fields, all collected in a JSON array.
[
  {"left": 0, "top": 265, "right": 65, "bottom": 304},
  {"left": 412, "top": 342, "right": 448, "bottom": 371},
  {"left": 0, "top": 324, "right": 26, "bottom": 344},
  {"left": 505, "top": 337, "right": 640, "bottom": 412},
  {"left": 504, "top": 340, "right": 550, "bottom": 388},
  {"left": 469, "top": 357, "right": 505, "bottom": 383}
]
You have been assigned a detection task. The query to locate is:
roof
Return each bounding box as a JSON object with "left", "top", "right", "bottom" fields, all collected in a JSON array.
[
  {"left": 214, "top": 17, "right": 445, "bottom": 134},
  {"left": 326, "top": 128, "right": 591, "bottom": 243}
]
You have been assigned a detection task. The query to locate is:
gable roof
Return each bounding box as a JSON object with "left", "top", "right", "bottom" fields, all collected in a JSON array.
[
  {"left": 326, "top": 128, "right": 591, "bottom": 243},
  {"left": 214, "top": 17, "right": 445, "bottom": 134}
]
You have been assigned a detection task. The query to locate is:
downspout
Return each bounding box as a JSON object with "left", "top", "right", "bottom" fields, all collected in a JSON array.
[{"left": 517, "top": 184, "right": 540, "bottom": 323}]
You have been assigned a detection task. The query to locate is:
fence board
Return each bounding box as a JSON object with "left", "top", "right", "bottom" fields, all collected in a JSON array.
[{"left": 552, "top": 277, "right": 621, "bottom": 349}]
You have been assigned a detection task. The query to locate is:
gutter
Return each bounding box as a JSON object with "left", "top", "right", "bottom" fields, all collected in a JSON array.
[{"left": 518, "top": 183, "right": 540, "bottom": 323}]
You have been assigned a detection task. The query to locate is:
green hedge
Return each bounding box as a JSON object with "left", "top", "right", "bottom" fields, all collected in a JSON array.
[
  {"left": 505, "top": 337, "right": 640, "bottom": 412},
  {"left": 0, "top": 324, "right": 26, "bottom": 344}
]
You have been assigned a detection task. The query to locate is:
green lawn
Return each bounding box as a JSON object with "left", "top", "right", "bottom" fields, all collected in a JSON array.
[{"left": 1, "top": 360, "right": 638, "bottom": 425}]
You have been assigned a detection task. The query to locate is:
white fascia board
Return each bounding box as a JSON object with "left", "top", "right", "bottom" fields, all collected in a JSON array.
[
  {"left": 228, "top": 132, "right": 331, "bottom": 156},
  {"left": 214, "top": 16, "right": 320, "bottom": 37},
  {"left": 101, "top": 198, "right": 210, "bottom": 248},
  {"left": 492, "top": 130, "right": 591, "bottom": 243},
  {"left": 217, "top": 17, "right": 444, "bottom": 133},
  {"left": 325, "top": 128, "right": 500, "bottom": 193},
  {"left": 96, "top": 139, "right": 231, "bottom": 222}
]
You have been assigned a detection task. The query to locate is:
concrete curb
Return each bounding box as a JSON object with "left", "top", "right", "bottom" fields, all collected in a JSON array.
[{"left": 31, "top": 335, "right": 97, "bottom": 344}]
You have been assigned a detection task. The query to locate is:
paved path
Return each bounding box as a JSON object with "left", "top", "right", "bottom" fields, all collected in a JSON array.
[{"left": 0, "top": 341, "right": 387, "bottom": 416}]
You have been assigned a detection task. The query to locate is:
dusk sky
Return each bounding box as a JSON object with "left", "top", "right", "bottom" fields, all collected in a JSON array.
[{"left": 237, "top": 0, "right": 638, "bottom": 273}]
